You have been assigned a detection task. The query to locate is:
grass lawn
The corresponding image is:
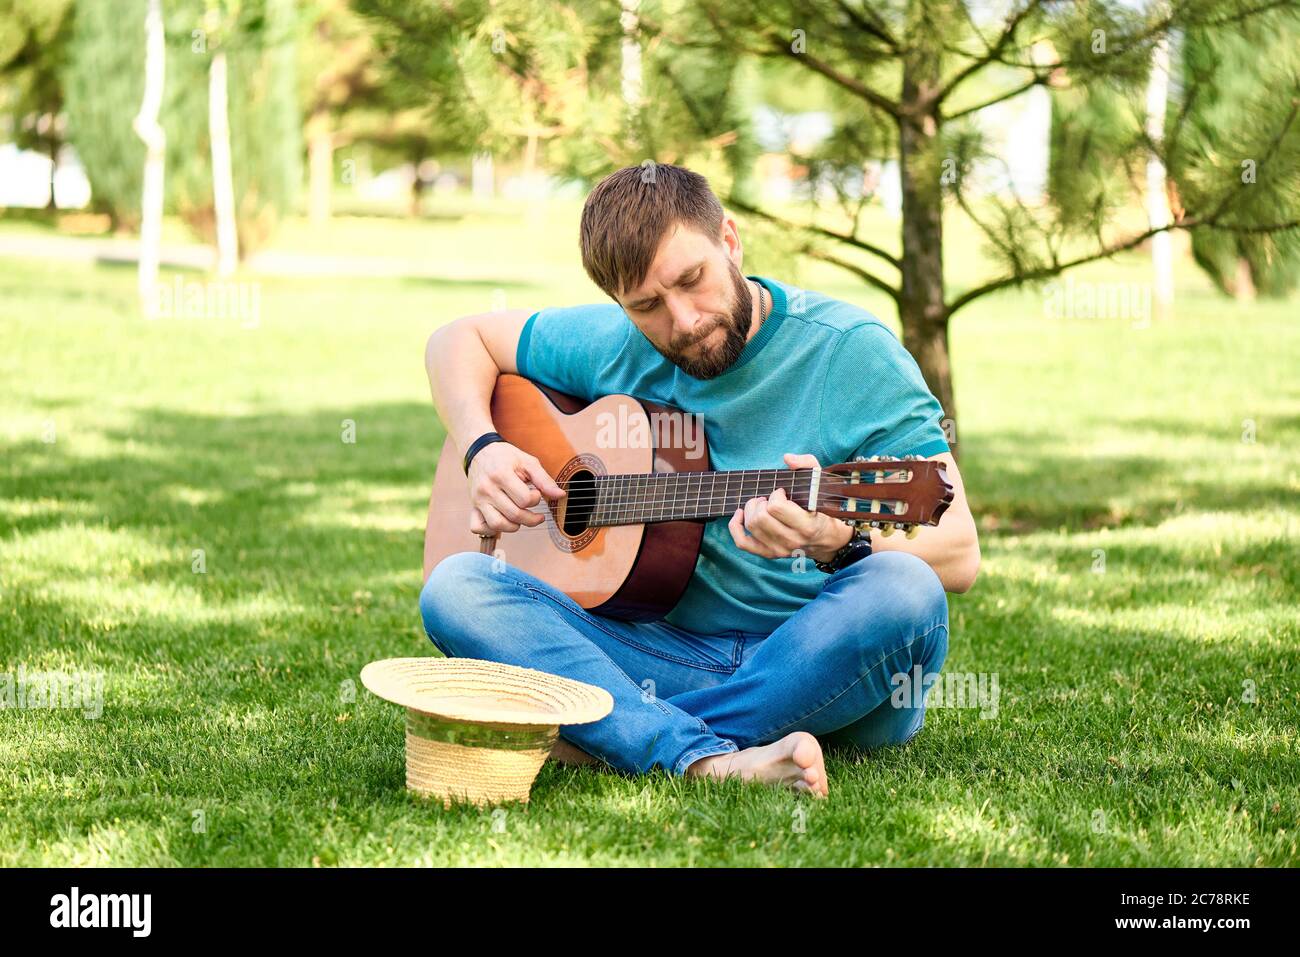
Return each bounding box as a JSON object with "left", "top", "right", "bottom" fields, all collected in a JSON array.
[{"left": 1, "top": 205, "right": 1297, "bottom": 866}]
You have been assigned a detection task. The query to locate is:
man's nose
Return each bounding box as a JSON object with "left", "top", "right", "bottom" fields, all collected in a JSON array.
[{"left": 665, "top": 296, "right": 700, "bottom": 342}]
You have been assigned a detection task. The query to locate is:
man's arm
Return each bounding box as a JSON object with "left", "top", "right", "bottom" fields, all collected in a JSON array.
[
  {"left": 728, "top": 450, "right": 981, "bottom": 594},
  {"left": 424, "top": 308, "right": 529, "bottom": 454},
  {"left": 865, "top": 451, "right": 980, "bottom": 593},
  {"left": 424, "top": 310, "right": 565, "bottom": 536}
]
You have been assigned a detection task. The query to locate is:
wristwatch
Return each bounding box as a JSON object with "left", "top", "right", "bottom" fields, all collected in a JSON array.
[{"left": 814, "top": 524, "right": 873, "bottom": 574}]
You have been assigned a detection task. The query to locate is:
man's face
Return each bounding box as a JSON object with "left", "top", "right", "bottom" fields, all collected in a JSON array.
[{"left": 617, "top": 222, "right": 753, "bottom": 379}]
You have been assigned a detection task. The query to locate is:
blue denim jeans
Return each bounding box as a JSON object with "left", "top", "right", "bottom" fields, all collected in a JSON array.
[{"left": 418, "top": 549, "right": 949, "bottom": 777}]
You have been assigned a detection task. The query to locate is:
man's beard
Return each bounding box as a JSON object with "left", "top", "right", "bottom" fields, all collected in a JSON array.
[{"left": 654, "top": 263, "right": 754, "bottom": 379}]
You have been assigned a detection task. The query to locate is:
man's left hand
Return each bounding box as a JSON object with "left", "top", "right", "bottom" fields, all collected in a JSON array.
[{"left": 727, "top": 453, "right": 854, "bottom": 563}]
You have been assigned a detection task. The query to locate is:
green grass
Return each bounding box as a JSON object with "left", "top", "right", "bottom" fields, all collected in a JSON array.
[{"left": 1, "top": 203, "right": 1297, "bottom": 866}]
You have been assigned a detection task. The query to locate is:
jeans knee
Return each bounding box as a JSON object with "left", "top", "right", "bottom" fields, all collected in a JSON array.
[
  {"left": 419, "top": 550, "right": 495, "bottom": 650},
  {"left": 854, "top": 550, "right": 948, "bottom": 630}
]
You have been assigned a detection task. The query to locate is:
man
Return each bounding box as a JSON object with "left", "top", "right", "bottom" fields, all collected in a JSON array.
[{"left": 420, "top": 163, "right": 979, "bottom": 798}]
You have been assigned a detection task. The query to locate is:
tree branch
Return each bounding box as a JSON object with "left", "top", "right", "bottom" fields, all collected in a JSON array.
[
  {"left": 935, "top": 0, "right": 1045, "bottom": 107},
  {"left": 805, "top": 247, "right": 902, "bottom": 303},
  {"left": 728, "top": 195, "right": 901, "bottom": 270},
  {"left": 830, "top": 0, "right": 901, "bottom": 54},
  {"left": 758, "top": 28, "right": 901, "bottom": 118},
  {"left": 947, "top": 215, "right": 1300, "bottom": 315},
  {"left": 943, "top": 72, "right": 1053, "bottom": 121}
]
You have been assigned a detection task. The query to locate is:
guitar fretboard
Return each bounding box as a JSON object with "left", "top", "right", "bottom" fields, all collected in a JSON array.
[{"left": 578, "top": 469, "right": 820, "bottom": 526}]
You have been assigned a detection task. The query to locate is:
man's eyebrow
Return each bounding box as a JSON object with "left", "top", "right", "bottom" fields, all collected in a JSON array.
[{"left": 625, "top": 261, "right": 706, "bottom": 309}]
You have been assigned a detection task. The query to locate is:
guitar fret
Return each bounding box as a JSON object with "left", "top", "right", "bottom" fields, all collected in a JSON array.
[{"left": 586, "top": 467, "right": 833, "bottom": 526}]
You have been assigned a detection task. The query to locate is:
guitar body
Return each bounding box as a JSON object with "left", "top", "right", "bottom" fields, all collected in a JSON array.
[{"left": 423, "top": 374, "right": 709, "bottom": 622}]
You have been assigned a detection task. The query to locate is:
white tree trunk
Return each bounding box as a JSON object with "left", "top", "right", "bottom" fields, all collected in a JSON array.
[
  {"left": 620, "top": 0, "right": 642, "bottom": 108},
  {"left": 132, "top": 0, "right": 166, "bottom": 317},
  {"left": 471, "top": 151, "right": 494, "bottom": 199},
  {"left": 210, "top": 49, "right": 239, "bottom": 277},
  {"left": 1145, "top": 31, "right": 1174, "bottom": 323},
  {"left": 307, "top": 109, "right": 333, "bottom": 225}
]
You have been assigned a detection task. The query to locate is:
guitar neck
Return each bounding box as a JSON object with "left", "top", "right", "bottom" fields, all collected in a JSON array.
[{"left": 583, "top": 469, "right": 819, "bottom": 526}]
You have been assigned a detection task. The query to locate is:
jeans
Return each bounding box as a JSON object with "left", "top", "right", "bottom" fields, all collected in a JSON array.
[{"left": 418, "top": 548, "right": 949, "bottom": 777}]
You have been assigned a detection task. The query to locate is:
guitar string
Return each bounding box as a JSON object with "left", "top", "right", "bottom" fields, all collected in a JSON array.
[
  {"left": 497, "top": 468, "right": 910, "bottom": 524},
  {"left": 545, "top": 470, "right": 907, "bottom": 510}
]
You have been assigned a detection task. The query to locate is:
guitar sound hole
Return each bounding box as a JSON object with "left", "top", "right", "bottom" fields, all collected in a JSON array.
[{"left": 561, "top": 469, "right": 597, "bottom": 536}]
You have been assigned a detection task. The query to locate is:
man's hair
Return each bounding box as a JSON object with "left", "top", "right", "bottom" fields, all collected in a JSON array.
[{"left": 579, "top": 163, "right": 725, "bottom": 301}]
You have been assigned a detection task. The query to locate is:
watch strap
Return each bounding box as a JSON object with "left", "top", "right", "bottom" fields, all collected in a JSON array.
[{"left": 814, "top": 525, "right": 873, "bottom": 574}]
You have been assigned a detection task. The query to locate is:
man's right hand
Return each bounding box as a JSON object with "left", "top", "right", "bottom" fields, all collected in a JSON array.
[{"left": 466, "top": 441, "right": 566, "bottom": 536}]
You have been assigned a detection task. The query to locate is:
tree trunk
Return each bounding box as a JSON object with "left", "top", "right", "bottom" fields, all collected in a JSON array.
[
  {"left": 409, "top": 148, "right": 426, "bottom": 217},
  {"left": 897, "top": 50, "right": 957, "bottom": 456},
  {"left": 132, "top": 0, "right": 166, "bottom": 317},
  {"left": 620, "top": 0, "right": 642, "bottom": 108},
  {"left": 307, "top": 108, "right": 334, "bottom": 225},
  {"left": 210, "top": 48, "right": 239, "bottom": 276},
  {"left": 1232, "top": 255, "right": 1257, "bottom": 302},
  {"left": 45, "top": 137, "right": 59, "bottom": 211},
  {"left": 471, "top": 151, "right": 495, "bottom": 199},
  {"left": 1145, "top": 28, "right": 1174, "bottom": 322}
]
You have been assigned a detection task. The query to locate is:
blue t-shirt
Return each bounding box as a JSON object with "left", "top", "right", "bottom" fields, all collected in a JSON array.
[{"left": 515, "top": 274, "right": 949, "bottom": 636}]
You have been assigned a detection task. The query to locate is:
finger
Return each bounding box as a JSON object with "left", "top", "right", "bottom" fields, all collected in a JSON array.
[
  {"left": 783, "top": 452, "right": 821, "bottom": 470},
  {"left": 497, "top": 470, "right": 546, "bottom": 526},
  {"left": 483, "top": 482, "right": 536, "bottom": 526},
  {"left": 729, "top": 507, "right": 775, "bottom": 557},
  {"left": 469, "top": 507, "right": 491, "bottom": 536},
  {"left": 743, "top": 497, "right": 795, "bottom": 555},
  {"left": 766, "top": 486, "right": 818, "bottom": 532},
  {"left": 521, "top": 458, "right": 566, "bottom": 500},
  {"left": 728, "top": 508, "right": 756, "bottom": 551},
  {"left": 500, "top": 467, "right": 542, "bottom": 508},
  {"left": 478, "top": 500, "right": 520, "bottom": 534}
]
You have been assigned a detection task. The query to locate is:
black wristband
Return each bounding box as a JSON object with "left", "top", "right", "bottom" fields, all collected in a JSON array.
[{"left": 462, "top": 431, "right": 506, "bottom": 475}]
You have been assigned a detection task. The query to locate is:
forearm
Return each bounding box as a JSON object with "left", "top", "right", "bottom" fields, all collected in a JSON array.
[
  {"left": 425, "top": 319, "right": 500, "bottom": 454},
  {"left": 868, "top": 513, "right": 980, "bottom": 593}
]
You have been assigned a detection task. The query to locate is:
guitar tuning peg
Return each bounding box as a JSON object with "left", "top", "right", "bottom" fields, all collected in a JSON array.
[
  {"left": 905, "top": 524, "right": 920, "bottom": 539},
  {"left": 879, "top": 524, "right": 895, "bottom": 537}
]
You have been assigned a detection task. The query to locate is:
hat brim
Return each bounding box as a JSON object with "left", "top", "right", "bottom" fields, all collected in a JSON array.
[{"left": 360, "top": 657, "right": 613, "bottom": 726}]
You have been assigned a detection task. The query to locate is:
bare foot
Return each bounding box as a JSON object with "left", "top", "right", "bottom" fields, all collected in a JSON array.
[
  {"left": 686, "top": 731, "right": 828, "bottom": 797},
  {"left": 549, "top": 736, "right": 602, "bottom": 767}
]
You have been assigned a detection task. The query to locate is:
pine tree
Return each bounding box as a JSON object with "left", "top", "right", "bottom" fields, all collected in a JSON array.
[
  {"left": 1177, "top": 14, "right": 1300, "bottom": 299},
  {"left": 62, "top": 0, "right": 147, "bottom": 229}
]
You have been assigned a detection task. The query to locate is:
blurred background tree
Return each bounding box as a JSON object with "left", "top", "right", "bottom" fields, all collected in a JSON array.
[
  {"left": 1178, "top": 15, "right": 1300, "bottom": 300},
  {"left": 1052, "top": 5, "right": 1300, "bottom": 303},
  {"left": 0, "top": 0, "right": 74, "bottom": 212},
  {"left": 353, "top": 0, "right": 762, "bottom": 202},
  {"left": 636, "top": 0, "right": 1300, "bottom": 448},
  {"left": 60, "top": 0, "right": 299, "bottom": 253},
  {"left": 299, "top": 0, "right": 383, "bottom": 223},
  {"left": 62, "top": 0, "right": 145, "bottom": 229},
  {"left": 164, "top": 0, "right": 301, "bottom": 260},
  {"left": 6, "top": 0, "right": 1298, "bottom": 418}
]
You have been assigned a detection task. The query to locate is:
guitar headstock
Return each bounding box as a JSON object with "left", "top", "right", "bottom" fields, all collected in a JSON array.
[{"left": 815, "top": 455, "right": 953, "bottom": 538}]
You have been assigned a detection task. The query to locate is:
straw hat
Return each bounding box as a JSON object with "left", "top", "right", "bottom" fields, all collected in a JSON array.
[{"left": 360, "top": 657, "right": 613, "bottom": 807}]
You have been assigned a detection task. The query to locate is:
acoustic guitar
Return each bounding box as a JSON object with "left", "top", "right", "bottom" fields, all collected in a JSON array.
[{"left": 424, "top": 374, "right": 954, "bottom": 621}]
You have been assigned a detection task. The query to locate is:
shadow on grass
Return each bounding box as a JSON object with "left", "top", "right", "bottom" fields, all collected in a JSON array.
[
  {"left": 3, "top": 400, "right": 1298, "bottom": 864},
  {"left": 959, "top": 421, "right": 1299, "bottom": 533}
]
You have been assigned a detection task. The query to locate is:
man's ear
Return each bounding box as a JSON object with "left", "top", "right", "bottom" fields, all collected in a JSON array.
[{"left": 719, "top": 214, "right": 743, "bottom": 264}]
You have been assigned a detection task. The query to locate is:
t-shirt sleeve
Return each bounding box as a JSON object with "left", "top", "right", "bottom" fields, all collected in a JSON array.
[
  {"left": 819, "top": 321, "right": 951, "bottom": 462},
  {"left": 514, "top": 302, "right": 634, "bottom": 401}
]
